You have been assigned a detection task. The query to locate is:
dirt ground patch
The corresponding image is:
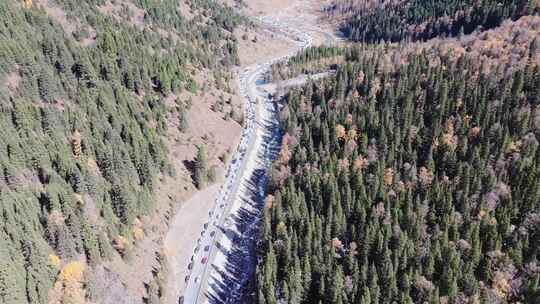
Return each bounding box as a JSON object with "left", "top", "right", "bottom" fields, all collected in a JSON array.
[
  {"left": 243, "top": 0, "right": 294, "bottom": 15},
  {"left": 154, "top": 69, "right": 243, "bottom": 206},
  {"left": 97, "top": 0, "right": 146, "bottom": 29},
  {"left": 237, "top": 0, "right": 341, "bottom": 50},
  {"left": 3, "top": 70, "right": 21, "bottom": 92},
  {"left": 162, "top": 184, "right": 220, "bottom": 304},
  {"left": 235, "top": 26, "right": 296, "bottom": 66},
  {"left": 179, "top": 0, "right": 195, "bottom": 20},
  {"left": 271, "top": 0, "right": 340, "bottom": 46},
  {"left": 34, "top": 0, "right": 96, "bottom": 46}
]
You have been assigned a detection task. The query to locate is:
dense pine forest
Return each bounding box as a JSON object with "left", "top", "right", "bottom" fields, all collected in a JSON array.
[
  {"left": 0, "top": 0, "right": 241, "bottom": 303},
  {"left": 257, "top": 16, "right": 540, "bottom": 304},
  {"left": 329, "top": 0, "right": 538, "bottom": 43}
]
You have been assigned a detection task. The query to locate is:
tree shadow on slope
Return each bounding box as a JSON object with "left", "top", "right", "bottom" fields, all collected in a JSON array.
[
  {"left": 205, "top": 99, "right": 282, "bottom": 304},
  {"left": 182, "top": 159, "right": 196, "bottom": 185},
  {"left": 205, "top": 168, "right": 266, "bottom": 304}
]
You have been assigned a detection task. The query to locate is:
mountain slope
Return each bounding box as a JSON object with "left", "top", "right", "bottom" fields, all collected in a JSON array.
[
  {"left": 256, "top": 9, "right": 540, "bottom": 304},
  {"left": 326, "top": 0, "right": 538, "bottom": 43},
  {"left": 0, "top": 0, "right": 242, "bottom": 303}
]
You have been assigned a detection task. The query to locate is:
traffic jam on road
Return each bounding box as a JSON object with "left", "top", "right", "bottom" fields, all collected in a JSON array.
[
  {"left": 181, "top": 14, "right": 314, "bottom": 304},
  {"left": 181, "top": 61, "right": 260, "bottom": 300}
]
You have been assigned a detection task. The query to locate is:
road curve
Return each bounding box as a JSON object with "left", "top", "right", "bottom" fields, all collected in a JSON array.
[{"left": 181, "top": 10, "right": 322, "bottom": 304}]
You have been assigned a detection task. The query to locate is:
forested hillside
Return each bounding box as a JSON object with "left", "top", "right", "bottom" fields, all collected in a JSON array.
[
  {"left": 0, "top": 0, "right": 241, "bottom": 303},
  {"left": 257, "top": 16, "right": 540, "bottom": 304},
  {"left": 327, "top": 0, "right": 538, "bottom": 43}
]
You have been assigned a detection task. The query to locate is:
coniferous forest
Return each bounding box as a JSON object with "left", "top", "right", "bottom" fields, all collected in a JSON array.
[
  {"left": 0, "top": 0, "right": 241, "bottom": 302},
  {"left": 257, "top": 12, "right": 540, "bottom": 304},
  {"left": 332, "top": 0, "right": 538, "bottom": 43}
]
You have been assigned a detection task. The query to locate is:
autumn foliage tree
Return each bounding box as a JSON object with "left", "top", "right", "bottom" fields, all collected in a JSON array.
[{"left": 48, "top": 261, "right": 87, "bottom": 304}]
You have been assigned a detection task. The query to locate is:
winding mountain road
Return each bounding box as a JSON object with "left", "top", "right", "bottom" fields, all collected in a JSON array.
[{"left": 181, "top": 5, "right": 336, "bottom": 303}]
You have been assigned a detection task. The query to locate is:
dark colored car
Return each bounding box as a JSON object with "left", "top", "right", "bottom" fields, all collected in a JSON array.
[{"left": 201, "top": 256, "right": 208, "bottom": 264}]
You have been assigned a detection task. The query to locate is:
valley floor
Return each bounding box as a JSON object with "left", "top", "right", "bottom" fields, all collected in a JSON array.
[{"left": 162, "top": 0, "right": 341, "bottom": 303}]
